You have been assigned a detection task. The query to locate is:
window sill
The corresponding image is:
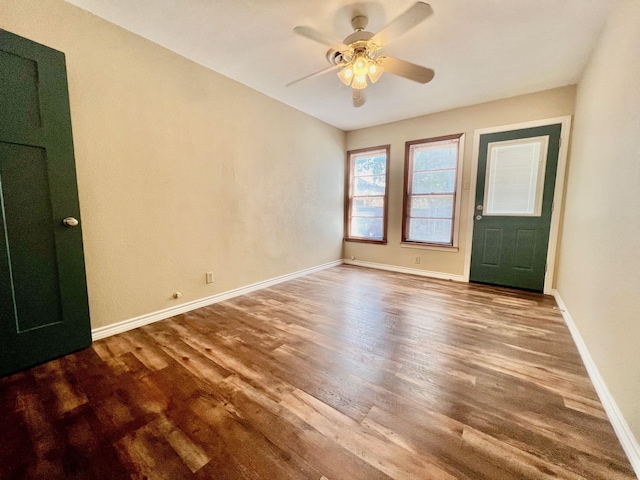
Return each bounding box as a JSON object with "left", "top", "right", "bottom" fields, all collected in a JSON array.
[
  {"left": 345, "top": 238, "right": 387, "bottom": 245},
  {"left": 400, "top": 242, "right": 459, "bottom": 253}
]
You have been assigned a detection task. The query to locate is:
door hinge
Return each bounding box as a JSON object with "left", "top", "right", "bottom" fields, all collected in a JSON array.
[
  {"left": 559, "top": 136, "right": 562, "bottom": 148},
  {"left": 551, "top": 202, "right": 554, "bottom": 213}
]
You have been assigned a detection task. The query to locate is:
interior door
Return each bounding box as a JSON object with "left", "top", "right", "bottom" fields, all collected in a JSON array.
[
  {"left": 469, "top": 124, "right": 561, "bottom": 292},
  {"left": 0, "top": 30, "right": 91, "bottom": 377}
]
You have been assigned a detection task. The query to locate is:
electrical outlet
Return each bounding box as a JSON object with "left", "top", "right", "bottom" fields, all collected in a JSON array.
[
  {"left": 206, "top": 272, "right": 214, "bottom": 284},
  {"left": 415, "top": 256, "right": 421, "bottom": 264}
]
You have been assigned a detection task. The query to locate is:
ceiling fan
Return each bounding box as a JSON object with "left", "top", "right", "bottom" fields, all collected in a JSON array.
[{"left": 287, "top": 2, "right": 435, "bottom": 108}]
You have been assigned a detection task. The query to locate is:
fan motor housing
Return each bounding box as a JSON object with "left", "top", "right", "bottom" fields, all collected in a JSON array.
[{"left": 343, "top": 30, "right": 374, "bottom": 45}]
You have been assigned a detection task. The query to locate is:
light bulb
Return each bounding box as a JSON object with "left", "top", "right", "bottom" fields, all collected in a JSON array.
[
  {"left": 337, "top": 66, "right": 354, "bottom": 86},
  {"left": 368, "top": 63, "right": 384, "bottom": 83},
  {"left": 351, "top": 75, "right": 368, "bottom": 90},
  {"left": 352, "top": 55, "right": 370, "bottom": 77}
]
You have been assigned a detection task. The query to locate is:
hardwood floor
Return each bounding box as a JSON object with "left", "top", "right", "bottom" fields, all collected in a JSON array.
[{"left": 0, "top": 265, "right": 635, "bottom": 479}]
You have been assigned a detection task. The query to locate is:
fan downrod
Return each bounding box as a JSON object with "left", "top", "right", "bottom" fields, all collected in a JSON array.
[{"left": 350, "top": 15, "right": 369, "bottom": 32}]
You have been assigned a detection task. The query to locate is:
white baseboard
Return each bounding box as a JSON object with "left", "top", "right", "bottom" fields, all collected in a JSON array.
[
  {"left": 343, "top": 258, "right": 465, "bottom": 282},
  {"left": 91, "top": 260, "right": 343, "bottom": 341},
  {"left": 553, "top": 290, "right": 640, "bottom": 476}
]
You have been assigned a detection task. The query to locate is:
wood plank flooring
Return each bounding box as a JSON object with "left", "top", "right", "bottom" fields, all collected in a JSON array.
[{"left": 0, "top": 265, "right": 635, "bottom": 479}]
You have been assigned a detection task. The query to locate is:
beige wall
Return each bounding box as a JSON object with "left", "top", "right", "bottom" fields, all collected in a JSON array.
[
  {"left": 556, "top": 0, "right": 640, "bottom": 441},
  {"left": 0, "top": 0, "right": 345, "bottom": 329},
  {"left": 344, "top": 86, "right": 576, "bottom": 275},
  {"left": 2, "top": 0, "right": 637, "bottom": 455}
]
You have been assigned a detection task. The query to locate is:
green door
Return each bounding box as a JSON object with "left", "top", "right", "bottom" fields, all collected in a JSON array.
[
  {"left": 0, "top": 30, "right": 91, "bottom": 377},
  {"left": 469, "top": 124, "right": 561, "bottom": 292}
]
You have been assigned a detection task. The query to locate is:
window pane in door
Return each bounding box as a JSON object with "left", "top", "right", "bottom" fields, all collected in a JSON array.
[{"left": 484, "top": 137, "right": 548, "bottom": 216}]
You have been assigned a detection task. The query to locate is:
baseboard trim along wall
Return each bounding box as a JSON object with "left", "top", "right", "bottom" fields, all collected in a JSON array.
[
  {"left": 91, "top": 259, "right": 343, "bottom": 341},
  {"left": 92, "top": 260, "right": 640, "bottom": 474},
  {"left": 92, "top": 258, "right": 462, "bottom": 341},
  {"left": 343, "top": 258, "right": 465, "bottom": 282},
  {"left": 553, "top": 290, "right": 640, "bottom": 477}
]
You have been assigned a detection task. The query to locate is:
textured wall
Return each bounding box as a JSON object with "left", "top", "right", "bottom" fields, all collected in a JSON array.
[
  {"left": 344, "top": 86, "right": 576, "bottom": 276},
  {"left": 0, "top": 0, "right": 345, "bottom": 328},
  {"left": 556, "top": 0, "right": 640, "bottom": 440}
]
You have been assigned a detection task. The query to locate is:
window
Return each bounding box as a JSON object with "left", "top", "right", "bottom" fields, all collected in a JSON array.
[
  {"left": 403, "top": 134, "right": 464, "bottom": 247},
  {"left": 484, "top": 136, "right": 548, "bottom": 216},
  {"left": 345, "top": 145, "right": 390, "bottom": 243}
]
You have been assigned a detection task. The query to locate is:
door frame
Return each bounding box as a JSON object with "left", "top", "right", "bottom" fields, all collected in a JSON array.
[{"left": 463, "top": 115, "right": 572, "bottom": 294}]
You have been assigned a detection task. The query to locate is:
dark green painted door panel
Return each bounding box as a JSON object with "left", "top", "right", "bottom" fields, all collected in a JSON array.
[
  {"left": 0, "top": 29, "right": 91, "bottom": 377},
  {"left": 470, "top": 124, "right": 561, "bottom": 292}
]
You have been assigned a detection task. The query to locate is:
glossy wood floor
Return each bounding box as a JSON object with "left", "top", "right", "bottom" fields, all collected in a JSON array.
[{"left": 0, "top": 265, "right": 635, "bottom": 479}]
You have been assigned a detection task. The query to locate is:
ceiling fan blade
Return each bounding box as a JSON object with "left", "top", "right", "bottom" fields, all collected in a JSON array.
[
  {"left": 293, "top": 26, "right": 349, "bottom": 51},
  {"left": 286, "top": 64, "right": 340, "bottom": 87},
  {"left": 379, "top": 56, "right": 434, "bottom": 84},
  {"left": 370, "top": 2, "right": 433, "bottom": 47},
  {"left": 352, "top": 88, "right": 366, "bottom": 108}
]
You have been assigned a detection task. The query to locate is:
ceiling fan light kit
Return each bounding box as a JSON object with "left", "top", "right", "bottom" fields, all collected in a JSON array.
[
  {"left": 367, "top": 63, "right": 384, "bottom": 83},
  {"left": 338, "top": 53, "right": 385, "bottom": 89},
  {"left": 289, "top": 2, "right": 435, "bottom": 107}
]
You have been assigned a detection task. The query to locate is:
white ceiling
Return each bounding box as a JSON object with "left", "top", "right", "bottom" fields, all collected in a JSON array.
[{"left": 64, "top": 0, "right": 617, "bottom": 131}]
